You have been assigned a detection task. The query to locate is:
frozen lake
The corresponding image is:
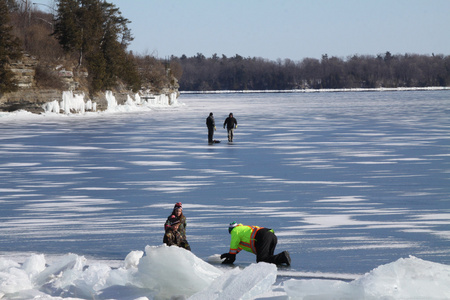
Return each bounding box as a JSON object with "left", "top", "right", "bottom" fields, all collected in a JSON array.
[{"left": 0, "top": 90, "right": 449, "bottom": 298}]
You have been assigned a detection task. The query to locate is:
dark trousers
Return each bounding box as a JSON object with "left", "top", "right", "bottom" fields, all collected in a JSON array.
[
  {"left": 208, "top": 127, "right": 214, "bottom": 143},
  {"left": 227, "top": 128, "right": 234, "bottom": 142},
  {"left": 254, "top": 228, "right": 280, "bottom": 263}
]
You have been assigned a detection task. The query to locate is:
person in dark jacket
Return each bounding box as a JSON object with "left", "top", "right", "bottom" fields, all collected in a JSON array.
[
  {"left": 164, "top": 202, "right": 190, "bottom": 250},
  {"left": 163, "top": 215, "right": 190, "bottom": 250},
  {"left": 223, "top": 113, "right": 238, "bottom": 142},
  {"left": 206, "top": 112, "right": 216, "bottom": 144}
]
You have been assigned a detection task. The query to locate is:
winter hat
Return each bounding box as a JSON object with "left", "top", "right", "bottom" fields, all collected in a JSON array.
[
  {"left": 228, "top": 221, "right": 238, "bottom": 234},
  {"left": 174, "top": 202, "right": 182, "bottom": 209},
  {"left": 169, "top": 215, "right": 181, "bottom": 226}
]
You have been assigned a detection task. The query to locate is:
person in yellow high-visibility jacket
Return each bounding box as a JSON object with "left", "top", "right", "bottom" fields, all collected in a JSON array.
[{"left": 221, "top": 222, "right": 291, "bottom": 266}]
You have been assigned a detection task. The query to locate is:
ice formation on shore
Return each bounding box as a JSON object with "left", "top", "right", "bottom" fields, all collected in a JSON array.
[{"left": 42, "top": 90, "right": 179, "bottom": 114}]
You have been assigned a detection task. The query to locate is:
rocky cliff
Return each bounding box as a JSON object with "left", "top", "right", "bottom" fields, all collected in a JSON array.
[{"left": 0, "top": 53, "right": 179, "bottom": 114}]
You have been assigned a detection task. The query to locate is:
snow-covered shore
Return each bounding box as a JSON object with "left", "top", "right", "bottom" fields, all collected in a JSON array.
[{"left": 181, "top": 86, "right": 450, "bottom": 94}]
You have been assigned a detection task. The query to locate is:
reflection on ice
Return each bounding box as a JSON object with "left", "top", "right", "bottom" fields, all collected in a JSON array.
[{"left": 1, "top": 247, "right": 449, "bottom": 300}]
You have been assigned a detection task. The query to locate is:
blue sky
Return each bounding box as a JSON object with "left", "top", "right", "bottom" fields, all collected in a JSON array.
[{"left": 42, "top": 0, "right": 450, "bottom": 61}]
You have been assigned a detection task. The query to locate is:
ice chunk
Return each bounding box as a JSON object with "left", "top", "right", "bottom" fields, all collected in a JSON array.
[
  {"left": 105, "top": 90, "right": 118, "bottom": 111},
  {"left": 0, "top": 264, "right": 33, "bottom": 295},
  {"left": 43, "top": 100, "right": 60, "bottom": 113},
  {"left": 137, "top": 245, "right": 223, "bottom": 299},
  {"left": 124, "top": 250, "right": 144, "bottom": 269},
  {"left": 356, "top": 255, "right": 450, "bottom": 299},
  {"left": 61, "top": 91, "right": 86, "bottom": 113},
  {"left": 189, "top": 262, "right": 277, "bottom": 300},
  {"left": 85, "top": 99, "right": 96, "bottom": 111},
  {"left": 76, "top": 263, "right": 112, "bottom": 293},
  {"left": 284, "top": 256, "right": 450, "bottom": 299},
  {"left": 0, "top": 257, "right": 20, "bottom": 271},
  {"left": 33, "top": 253, "right": 86, "bottom": 288},
  {"left": 1, "top": 250, "right": 449, "bottom": 300},
  {"left": 22, "top": 254, "right": 46, "bottom": 278}
]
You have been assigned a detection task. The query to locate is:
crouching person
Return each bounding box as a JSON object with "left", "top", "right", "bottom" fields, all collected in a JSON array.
[
  {"left": 221, "top": 222, "right": 290, "bottom": 266},
  {"left": 163, "top": 215, "right": 191, "bottom": 250}
]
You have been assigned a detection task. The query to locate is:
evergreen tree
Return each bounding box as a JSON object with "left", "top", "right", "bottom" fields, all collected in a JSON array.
[
  {"left": 53, "top": 0, "right": 83, "bottom": 56},
  {"left": 0, "top": 0, "right": 22, "bottom": 94},
  {"left": 53, "top": 0, "right": 138, "bottom": 94},
  {"left": 99, "top": 1, "right": 138, "bottom": 90},
  {"left": 120, "top": 52, "right": 141, "bottom": 92}
]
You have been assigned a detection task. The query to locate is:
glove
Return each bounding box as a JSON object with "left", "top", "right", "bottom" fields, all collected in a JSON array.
[
  {"left": 235, "top": 125, "right": 238, "bottom": 129},
  {"left": 220, "top": 253, "right": 235, "bottom": 264},
  {"left": 223, "top": 125, "right": 225, "bottom": 129},
  {"left": 214, "top": 126, "right": 216, "bottom": 131}
]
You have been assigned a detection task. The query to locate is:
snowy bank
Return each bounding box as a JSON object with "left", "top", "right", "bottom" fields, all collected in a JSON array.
[
  {"left": 0, "top": 247, "right": 449, "bottom": 300},
  {"left": 181, "top": 86, "right": 450, "bottom": 94}
]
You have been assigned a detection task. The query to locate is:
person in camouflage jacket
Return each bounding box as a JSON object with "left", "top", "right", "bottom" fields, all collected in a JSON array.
[
  {"left": 163, "top": 215, "right": 191, "bottom": 250},
  {"left": 164, "top": 202, "right": 190, "bottom": 250}
]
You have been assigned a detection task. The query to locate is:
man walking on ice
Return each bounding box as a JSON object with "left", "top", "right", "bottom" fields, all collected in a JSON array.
[{"left": 223, "top": 112, "right": 237, "bottom": 142}]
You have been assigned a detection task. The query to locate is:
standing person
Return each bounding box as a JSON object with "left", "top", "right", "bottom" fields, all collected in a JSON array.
[
  {"left": 223, "top": 113, "right": 238, "bottom": 142},
  {"left": 163, "top": 215, "right": 190, "bottom": 250},
  {"left": 206, "top": 112, "right": 216, "bottom": 144},
  {"left": 164, "top": 202, "right": 190, "bottom": 250},
  {"left": 221, "top": 222, "right": 290, "bottom": 265}
]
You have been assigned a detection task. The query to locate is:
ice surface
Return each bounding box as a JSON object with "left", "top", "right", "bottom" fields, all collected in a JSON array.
[{"left": 1, "top": 89, "right": 450, "bottom": 299}]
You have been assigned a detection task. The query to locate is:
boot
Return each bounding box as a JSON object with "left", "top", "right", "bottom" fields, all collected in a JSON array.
[
  {"left": 272, "top": 251, "right": 291, "bottom": 266},
  {"left": 282, "top": 251, "right": 291, "bottom": 266}
]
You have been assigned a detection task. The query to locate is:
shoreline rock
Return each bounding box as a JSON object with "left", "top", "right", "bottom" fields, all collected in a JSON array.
[{"left": 0, "top": 53, "right": 179, "bottom": 114}]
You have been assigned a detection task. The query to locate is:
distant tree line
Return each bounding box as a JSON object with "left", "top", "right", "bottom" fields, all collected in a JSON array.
[{"left": 172, "top": 52, "right": 450, "bottom": 91}]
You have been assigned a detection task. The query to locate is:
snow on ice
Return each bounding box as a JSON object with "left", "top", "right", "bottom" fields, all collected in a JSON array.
[{"left": 0, "top": 247, "right": 449, "bottom": 300}]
